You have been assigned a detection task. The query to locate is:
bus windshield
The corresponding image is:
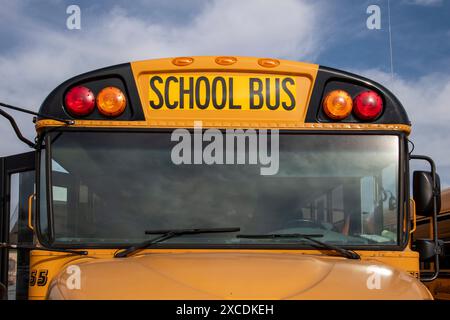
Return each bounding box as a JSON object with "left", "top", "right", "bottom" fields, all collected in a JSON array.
[{"left": 40, "top": 131, "right": 400, "bottom": 248}]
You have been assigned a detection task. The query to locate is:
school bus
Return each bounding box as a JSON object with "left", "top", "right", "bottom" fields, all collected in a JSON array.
[
  {"left": 0, "top": 56, "right": 443, "bottom": 299},
  {"left": 415, "top": 188, "right": 450, "bottom": 300}
]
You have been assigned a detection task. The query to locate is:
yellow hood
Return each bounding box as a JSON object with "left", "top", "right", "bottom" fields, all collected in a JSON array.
[{"left": 47, "top": 252, "right": 432, "bottom": 300}]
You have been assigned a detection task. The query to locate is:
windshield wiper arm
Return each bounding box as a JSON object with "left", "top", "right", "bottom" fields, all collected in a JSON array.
[
  {"left": 114, "top": 227, "right": 240, "bottom": 258},
  {"left": 237, "top": 233, "right": 360, "bottom": 260}
]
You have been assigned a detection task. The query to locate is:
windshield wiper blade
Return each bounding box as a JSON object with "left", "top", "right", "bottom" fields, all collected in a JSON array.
[
  {"left": 237, "top": 233, "right": 360, "bottom": 260},
  {"left": 114, "top": 227, "right": 240, "bottom": 258},
  {"left": 237, "top": 233, "right": 324, "bottom": 239}
]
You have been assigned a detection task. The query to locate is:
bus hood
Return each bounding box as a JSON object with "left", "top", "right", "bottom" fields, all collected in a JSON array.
[{"left": 47, "top": 252, "right": 432, "bottom": 300}]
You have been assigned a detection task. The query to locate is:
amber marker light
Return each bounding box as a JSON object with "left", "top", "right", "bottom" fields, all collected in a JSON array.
[
  {"left": 172, "top": 57, "right": 194, "bottom": 66},
  {"left": 215, "top": 56, "right": 237, "bottom": 65},
  {"left": 96, "top": 86, "right": 127, "bottom": 117},
  {"left": 322, "top": 90, "right": 353, "bottom": 120},
  {"left": 257, "top": 58, "right": 280, "bottom": 68}
]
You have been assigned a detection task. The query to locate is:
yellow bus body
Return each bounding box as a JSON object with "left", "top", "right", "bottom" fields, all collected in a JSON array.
[{"left": 26, "top": 56, "right": 431, "bottom": 300}]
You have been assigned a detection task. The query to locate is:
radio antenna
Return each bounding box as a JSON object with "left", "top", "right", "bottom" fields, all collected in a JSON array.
[{"left": 387, "top": 0, "right": 394, "bottom": 82}]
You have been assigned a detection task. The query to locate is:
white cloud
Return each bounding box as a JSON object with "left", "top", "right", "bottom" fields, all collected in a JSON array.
[
  {"left": 0, "top": 0, "right": 449, "bottom": 188},
  {"left": 0, "top": 0, "right": 324, "bottom": 156}
]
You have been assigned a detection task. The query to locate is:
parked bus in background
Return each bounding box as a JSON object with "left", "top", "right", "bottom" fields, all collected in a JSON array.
[
  {"left": 416, "top": 188, "right": 450, "bottom": 300},
  {"left": 0, "top": 56, "right": 444, "bottom": 299}
]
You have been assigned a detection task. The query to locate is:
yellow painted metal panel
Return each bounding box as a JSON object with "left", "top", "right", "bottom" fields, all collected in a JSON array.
[{"left": 29, "top": 248, "right": 427, "bottom": 300}]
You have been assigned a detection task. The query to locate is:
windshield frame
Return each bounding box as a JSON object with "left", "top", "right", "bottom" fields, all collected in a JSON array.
[{"left": 35, "top": 127, "right": 409, "bottom": 251}]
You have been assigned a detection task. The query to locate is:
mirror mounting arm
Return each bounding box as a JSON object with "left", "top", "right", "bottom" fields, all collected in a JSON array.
[
  {"left": 0, "top": 108, "right": 36, "bottom": 149},
  {"left": 0, "top": 101, "right": 74, "bottom": 149}
]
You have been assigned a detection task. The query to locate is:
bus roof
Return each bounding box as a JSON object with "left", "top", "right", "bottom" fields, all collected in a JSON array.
[{"left": 36, "top": 56, "right": 410, "bottom": 132}]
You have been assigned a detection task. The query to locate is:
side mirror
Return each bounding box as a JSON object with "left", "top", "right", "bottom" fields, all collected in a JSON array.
[
  {"left": 414, "top": 239, "right": 444, "bottom": 262},
  {"left": 410, "top": 155, "right": 441, "bottom": 281},
  {"left": 413, "top": 171, "right": 441, "bottom": 217}
]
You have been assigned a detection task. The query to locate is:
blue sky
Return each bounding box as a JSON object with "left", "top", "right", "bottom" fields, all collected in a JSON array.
[
  {"left": 320, "top": 0, "right": 450, "bottom": 77},
  {"left": 0, "top": 0, "right": 449, "bottom": 185}
]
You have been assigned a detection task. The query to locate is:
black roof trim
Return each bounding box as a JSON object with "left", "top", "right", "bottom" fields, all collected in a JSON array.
[
  {"left": 38, "top": 63, "right": 145, "bottom": 121},
  {"left": 305, "top": 66, "right": 410, "bottom": 125}
]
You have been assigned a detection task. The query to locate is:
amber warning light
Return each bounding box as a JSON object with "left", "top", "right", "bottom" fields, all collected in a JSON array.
[
  {"left": 323, "top": 90, "right": 353, "bottom": 120},
  {"left": 96, "top": 86, "right": 127, "bottom": 117}
]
